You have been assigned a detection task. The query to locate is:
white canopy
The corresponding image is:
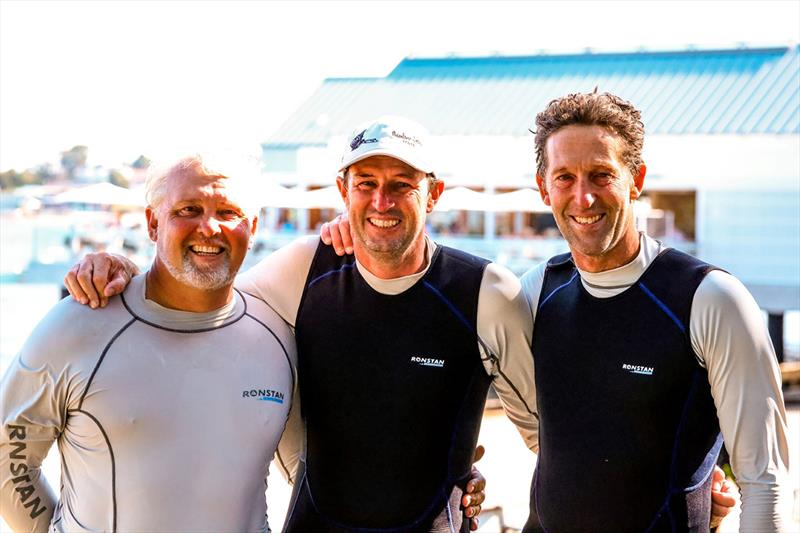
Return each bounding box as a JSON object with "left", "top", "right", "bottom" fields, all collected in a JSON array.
[
  {"left": 301, "top": 186, "right": 344, "bottom": 209},
  {"left": 250, "top": 183, "right": 303, "bottom": 208},
  {"left": 53, "top": 183, "right": 145, "bottom": 208},
  {"left": 491, "top": 188, "right": 550, "bottom": 213},
  {"left": 434, "top": 186, "right": 491, "bottom": 212}
]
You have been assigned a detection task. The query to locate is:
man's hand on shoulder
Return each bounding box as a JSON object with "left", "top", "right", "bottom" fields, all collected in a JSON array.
[
  {"left": 320, "top": 214, "right": 353, "bottom": 256},
  {"left": 64, "top": 252, "right": 139, "bottom": 308}
]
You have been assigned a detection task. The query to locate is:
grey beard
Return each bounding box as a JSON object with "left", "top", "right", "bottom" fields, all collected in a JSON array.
[{"left": 163, "top": 251, "right": 234, "bottom": 291}]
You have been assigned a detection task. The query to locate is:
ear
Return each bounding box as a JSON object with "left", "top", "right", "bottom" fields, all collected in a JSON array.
[
  {"left": 336, "top": 175, "right": 350, "bottom": 210},
  {"left": 426, "top": 180, "right": 445, "bottom": 213},
  {"left": 536, "top": 175, "right": 551, "bottom": 206},
  {"left": 247, "top": 215, "right": 259, "bottom": 249},
  {"left": 145, "top": 207, "right": 158, "bottom": 242},
  {"left": 630, "top": 164, "right": 646, "bottom": 201}
]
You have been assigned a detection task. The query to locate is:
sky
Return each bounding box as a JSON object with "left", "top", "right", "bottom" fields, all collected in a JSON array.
[{"left": 1, "top": 0, "right": 798, "bottom": 173}]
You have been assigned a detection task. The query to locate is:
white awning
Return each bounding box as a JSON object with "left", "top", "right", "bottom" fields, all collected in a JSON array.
[
  {"left": 53, "top": 183, "right": 145, "bottom": 208},
  {"left": 434, "top": 186, "right": 491, "bottom": 212},
  {"left": 491, "top": 188, "right": 550, "bottom": 213}
]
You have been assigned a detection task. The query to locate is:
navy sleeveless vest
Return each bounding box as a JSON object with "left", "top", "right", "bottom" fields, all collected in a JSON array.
[
  {"left": 525, "top": 249, "right": 723, "bottom": 533},
  {"left": 285, "top": 243, "right": 491, "bottom": 532}
]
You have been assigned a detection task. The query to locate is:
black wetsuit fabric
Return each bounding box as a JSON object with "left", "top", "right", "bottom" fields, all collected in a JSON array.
[
  {"left": 285, "top": 243, "right": 491, "bottom": 532},
  {"left": 525, "top": 249, "right": 722, "bottom": 533}
]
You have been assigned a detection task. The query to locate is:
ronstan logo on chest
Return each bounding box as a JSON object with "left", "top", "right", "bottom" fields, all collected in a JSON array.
[
  {"left": 410, "top": 356, "right": 445, "bottom": 368},
  {"left": 621, "top": 363, "right": 654, "bottom": 376},
  {"left": 242, "top": 388, "right": 285, "bottom": 403}
]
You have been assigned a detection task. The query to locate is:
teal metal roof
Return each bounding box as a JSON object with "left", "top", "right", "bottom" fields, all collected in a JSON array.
[{"left": 265, "top": 45, "right": 800, "bottom": 146}]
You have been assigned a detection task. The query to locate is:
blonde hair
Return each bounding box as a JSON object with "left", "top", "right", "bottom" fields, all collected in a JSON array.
[{"left": 145, "top": 150, "right": 262, "bottom": 216}]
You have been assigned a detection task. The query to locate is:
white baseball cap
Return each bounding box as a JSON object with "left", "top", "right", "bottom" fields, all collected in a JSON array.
[{"left": 339, "top": 115, "right": 435, "bottom": 174}]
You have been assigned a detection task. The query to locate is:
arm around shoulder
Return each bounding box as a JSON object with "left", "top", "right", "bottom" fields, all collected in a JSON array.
[
  {"left": 477, "top": 263, "right": 539, "bottom": 453},
  {"left": 235, "top": 236, "right": 319, "bottom": 326},
  {"left": 64, "top": 252, "right": 138, "bottom": 308}
]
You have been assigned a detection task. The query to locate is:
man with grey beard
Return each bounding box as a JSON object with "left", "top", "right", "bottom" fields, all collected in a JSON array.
[{"left": 0, "top": 153, "right": 299, "bottom": 531}]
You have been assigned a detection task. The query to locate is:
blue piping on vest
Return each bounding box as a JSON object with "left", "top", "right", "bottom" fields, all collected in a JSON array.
[
  {"left": 638, "top": 282, "right": 686, "bottom": 334},
  {"left": 537, "top": 272, "right": 578, "bottom": 311},
  {"left": 422, "top": 281, "right": 476, "bottom": 334},
  {"left": 445, "top": 496, "right": 456, "bottom": 533},
  {"left": 533, "top": 464, "right": 551, "bottom": 533},
  {"left": 684, "top": 433, "right": 724, "bottom": 492},
  {"left": 308, "top": 263, "right": 355, "bottom": 288},
  {"left": 426, "top": 278, "right": 492, "bottom": 533}
]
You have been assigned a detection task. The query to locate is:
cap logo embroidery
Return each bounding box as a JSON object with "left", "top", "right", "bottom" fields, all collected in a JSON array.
[
  {"left": 391, "top": 130, "right": 422, "bottom": 147},
  {"left": 350, "top": 129, "right": 378, "bottom": 151},
  {"left": 350, "top": 130, "right": 365, "bottom": 150}
]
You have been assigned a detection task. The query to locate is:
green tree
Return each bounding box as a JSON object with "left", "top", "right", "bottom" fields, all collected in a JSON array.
[
  {"left": 0, "top": 169, "right": 40, "bottom": 190},
  {"left": 34, "top": 163, "right": 57, "bottom": 183},
  {"left": 0, "top": 169, "right": 20, "bottom": 190},
  {"left": 60, "top": 145, "right": 88, "bottom": 180},
  {"left": 131, "top": 155, "right": 151, "bottom": 169}
]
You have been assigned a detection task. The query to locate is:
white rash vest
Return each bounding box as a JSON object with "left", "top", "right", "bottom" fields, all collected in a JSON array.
[{"left": 0, "top": 274, "right": 298, "bottom": 532}]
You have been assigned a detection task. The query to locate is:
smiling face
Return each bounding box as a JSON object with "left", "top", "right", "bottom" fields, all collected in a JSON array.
[
  {"left": 537, "top": 124, "right": 645, "bottom": 272},
  {"left": 338, "top": 155, "right": 442, "bottom": 277},
  {"left": 147, "top": 162, "right": 256, "bottom": 296}
]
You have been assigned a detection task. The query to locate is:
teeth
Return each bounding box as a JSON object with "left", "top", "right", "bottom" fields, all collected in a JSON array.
[
  {"left": 191, "top": 245, "right": 222, "bottom": 254},
  {"left": 574, "top": 214, "right": 602, "bottom": 225},
  {"left": 369, "top": 218, "right": 400, "bottom": 228}
]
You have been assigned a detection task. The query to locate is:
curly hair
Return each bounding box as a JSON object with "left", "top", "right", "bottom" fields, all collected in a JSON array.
[{"left": 534, "top": 91, "right": 645, "bottom": 178}]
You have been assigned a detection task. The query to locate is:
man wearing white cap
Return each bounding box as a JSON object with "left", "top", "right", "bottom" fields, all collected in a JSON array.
[{"left": 63, "top": 116, "right": 536, "bottom": 532}]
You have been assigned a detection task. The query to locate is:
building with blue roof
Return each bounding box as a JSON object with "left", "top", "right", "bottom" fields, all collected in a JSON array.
[
  {"left": 266, "top": 46, "right": 798, "bottom": 145},
  {"left": 261, "top": 44, "right": 799, "bottom": 318}
]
